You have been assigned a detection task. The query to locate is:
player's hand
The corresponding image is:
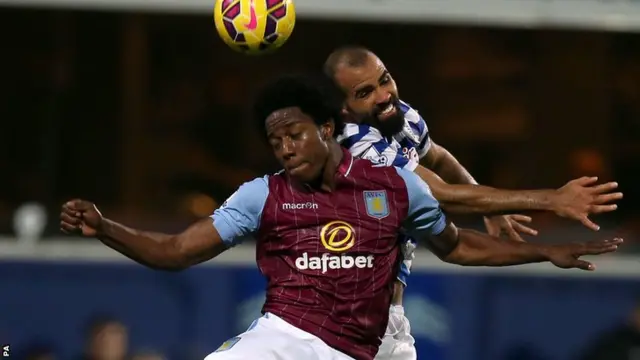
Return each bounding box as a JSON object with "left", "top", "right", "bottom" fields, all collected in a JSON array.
[
  {"left": 483, "top": 214, "right": 538, "bottom": 242},
  {"left": 60, "top": 199, "right": 104, "bottom": 237},
  {"left": 552, "top": 177, "right": 623, "bottom": 231},
  {"left": 545, "top": 238, "right": 623, "bottom": 271}
]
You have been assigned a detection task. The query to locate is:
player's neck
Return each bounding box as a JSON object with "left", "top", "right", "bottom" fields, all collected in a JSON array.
[
  {"left": 324, "top": 143, "right": 344, "bottom": 190},
  {"left": 307, "top": 142, "right": 343, "bottom": 192}
]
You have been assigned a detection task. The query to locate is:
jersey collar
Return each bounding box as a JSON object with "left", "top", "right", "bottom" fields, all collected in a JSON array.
[
  {"left": 337, "top": 147, "right": 354, "bottom": 178},
  {"left": 291, "top": 148, "right": 354, "bottom": 193}
]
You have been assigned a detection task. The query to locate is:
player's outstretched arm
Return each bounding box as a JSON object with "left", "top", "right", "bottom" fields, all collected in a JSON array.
[
  {"left": 60, "top": 177, "right": 269, "bottom": 271},
  {"left": 77, "top": 209, "right": 226, "bottom": 271},
  {"left": 427, "top": 222, "right": 622, "bottom": 270},
  {"left": 413, "top": 164, "right": 622, "bottom": 231},
  {"left": 397, "top": 167, "right": 623, "bottom": 270}
]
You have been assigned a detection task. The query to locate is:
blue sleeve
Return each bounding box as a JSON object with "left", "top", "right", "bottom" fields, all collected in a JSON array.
[
  {"left": 399, "top": 100, "right": 432, "bottom": 158},
  {"left": 394, "top": 167, "right": 447, "bottom": 238},
  {"left": 210, "top": 176, "right": 269, "bottom": 247}
]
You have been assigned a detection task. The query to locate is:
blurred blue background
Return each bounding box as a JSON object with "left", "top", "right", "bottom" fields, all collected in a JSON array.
[{"left": 2, "top": 250, "right": 639, "bottom": 360}]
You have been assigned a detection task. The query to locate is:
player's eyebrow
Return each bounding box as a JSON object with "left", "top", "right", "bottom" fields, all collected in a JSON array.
[
  {"left": 353, "top": 70, "right": 390, "bottom": 95},
  {"left": 377, "top": 70, "right": 389, "bottom": 83},
  {"left": 354, "top": 83, "right": 373, "bottom": 94}
]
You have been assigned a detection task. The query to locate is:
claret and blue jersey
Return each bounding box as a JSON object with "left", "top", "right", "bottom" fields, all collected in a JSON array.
[
  {"left": 209, "top": 150, "right": 445, "bottom": 360},
  {"left": 337, "top": 100, "right": 431, "bottom": 286}
]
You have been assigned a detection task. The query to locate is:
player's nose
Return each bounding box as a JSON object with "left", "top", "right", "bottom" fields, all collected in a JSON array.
[
  {"left": 280, "top": 138, "right": 296, "bottom": 159},
  {"left": 374, "top": 89, "right": 391, "bottom": 104}
]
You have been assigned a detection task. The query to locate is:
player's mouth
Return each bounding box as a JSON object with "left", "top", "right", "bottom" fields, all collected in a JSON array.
[
  {"left": 376, "top": 102, "right": 397, "bottom": 121},
  {"left": 286, "top": 162, "right": 308, "bottom": 175}
]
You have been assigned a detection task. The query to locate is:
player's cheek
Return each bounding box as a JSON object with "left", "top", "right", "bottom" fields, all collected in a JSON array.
[{"left": 365, "top": 102, "right": 377, "bottom": 115}]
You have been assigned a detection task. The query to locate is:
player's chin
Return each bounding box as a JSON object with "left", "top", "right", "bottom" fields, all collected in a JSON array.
[
  {"left": 378, "top": 110, "right": 403, "bottom": 124},
  {"left": 376, "top": 113, "right": 404, "bottom": 136},
  {"left": 287, "top": 163, "right": 315, "bottom": 181}
]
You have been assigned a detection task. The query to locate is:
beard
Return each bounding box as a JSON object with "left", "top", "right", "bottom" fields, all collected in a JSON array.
[{"left": 351, "top": 98, "right": 405, "bottom": 138}]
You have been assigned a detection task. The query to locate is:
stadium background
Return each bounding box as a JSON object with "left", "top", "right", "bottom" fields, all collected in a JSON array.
[{"left": 1, "top": 0, "right": 639, "bottom": 359}]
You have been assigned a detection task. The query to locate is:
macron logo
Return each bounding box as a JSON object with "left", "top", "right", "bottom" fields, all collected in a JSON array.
[{"left": 282, "top": 202, "right": 319, "bottom": 210}]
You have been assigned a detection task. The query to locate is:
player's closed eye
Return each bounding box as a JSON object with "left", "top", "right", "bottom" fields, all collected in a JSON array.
[
  {"left": 355, "top": 90, "right": 371, "bottom": 99},
  {"left": 269, "top": 139, "right": 282, "bottom": 151}
]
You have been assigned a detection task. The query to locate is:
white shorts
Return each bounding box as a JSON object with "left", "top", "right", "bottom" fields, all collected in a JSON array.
[
  {"left": 204, "top": 312, "right": 355, "bottom": 360},
  {"left": 374, "top": 306, "right": 417, "bottom": 360}
]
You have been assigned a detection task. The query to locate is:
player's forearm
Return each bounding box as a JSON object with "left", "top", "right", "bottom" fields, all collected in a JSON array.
[
  {"left": 97, "top": 218, "right": 185, "bottom": 270},
  {"left": 442, "top": 228, "right": 549, "bottom": 266},
  {"left": 415, "top": 165, "right": 556, "bottom": 214},
  {"left": 435, "top": 184, "right": 556, "bottom": 215},
  {"left": 429, "top": 148, "right": 559, "bottom": 214},
  {"left": 391, "top": 280, "right": 405, "bottom": 305},
  {"left": 424, "top": 145, "right": 477, "bottom": 186}
]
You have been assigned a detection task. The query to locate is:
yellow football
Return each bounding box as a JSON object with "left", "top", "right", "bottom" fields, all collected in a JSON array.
[{"left": 213, "top": 0, "right": 296, "bottom": 54}]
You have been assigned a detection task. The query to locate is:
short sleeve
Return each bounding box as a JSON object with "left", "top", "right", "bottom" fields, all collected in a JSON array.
[
  {"left": 210, "top": 176, "right": 269, "bottom": 247},
  {"left": 399, "top": 100, "right": 432, "bottom": 158},
  {"left": 338, "top": 123, "right": 419, "bottom": 171},
  {"left": 394, "top": 167, "right": 447, "bottom": 238}
]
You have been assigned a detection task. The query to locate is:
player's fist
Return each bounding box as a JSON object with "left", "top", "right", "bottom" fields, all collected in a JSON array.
[
  {"left": 60, "top": 199, "right": 104, "bottom": 237},
  {"left": 545, "top": 238, "right": 623, "bottom": 271},
  {"left": 552, "top": 176, "right": 623, "bottom": 231}
]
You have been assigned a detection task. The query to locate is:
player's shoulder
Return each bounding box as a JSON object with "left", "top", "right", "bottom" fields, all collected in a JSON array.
[
  {"left": 242, "top": 174, "right": 270, "bottom": 188},
  {"left": 398, "top": 99, "right": 428, "bottom": 141},
  {"left": 361, "top": 162, "right": 432, "bottom": 196},
  {"left": 394, "top": 166, "right": 435, "bottom": 201},
  {"left": 339, "top": 122, "right": 379, "bottom": 138},
  {"left": 221, "top": 175, "right": 270, "bottom": 208},
  {"left": 398, "top": 99, "right": 426, "bottom": 129},
  {"left": 262, "top": 170, "right": 289, "bottom": 187},
  {"left": 350, "top": 157, "right": 408, "bottom": 188},
  {"left": 337, "top": 122, "right": 384, "bottom": 145},
  {"left": 392, "top": 165, "right": 421, "bottom": 185},
  {"left": 398, "top": 100, "right": 421, "bottom": 122}
]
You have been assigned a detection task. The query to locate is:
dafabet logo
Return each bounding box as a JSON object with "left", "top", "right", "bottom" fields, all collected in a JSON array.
[{"left": 295, "top": 221, "right": 374, "bottom": 274}]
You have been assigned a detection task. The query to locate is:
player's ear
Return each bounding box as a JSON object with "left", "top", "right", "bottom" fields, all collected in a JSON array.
[{"left": 321, "top": 120, "right": 334, "bottom": 140}]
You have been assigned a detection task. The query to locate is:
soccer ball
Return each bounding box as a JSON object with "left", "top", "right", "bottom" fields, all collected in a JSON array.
[{"left": 213, "top": 0, "right": 296, "bottom": 54}]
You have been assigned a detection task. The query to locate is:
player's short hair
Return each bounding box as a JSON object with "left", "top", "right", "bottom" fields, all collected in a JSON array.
[
  {"left": 323, "top": 46, "right": 373, "bottom": 80},
  {"left": 252, "top": 73, "right": 344, "bottom": 138}
]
